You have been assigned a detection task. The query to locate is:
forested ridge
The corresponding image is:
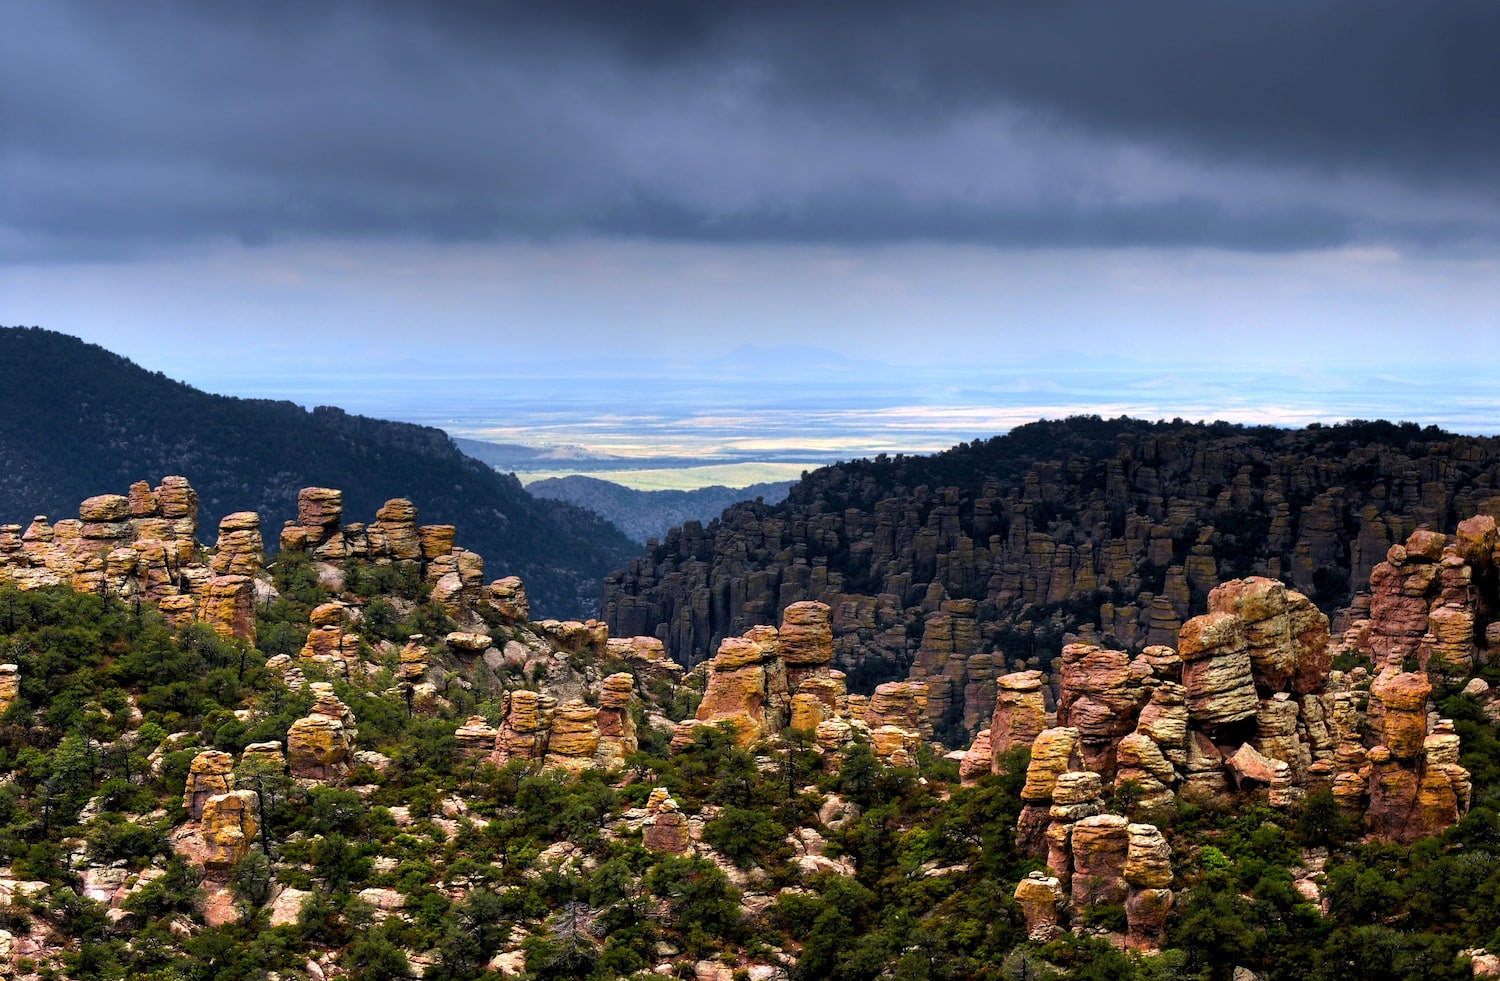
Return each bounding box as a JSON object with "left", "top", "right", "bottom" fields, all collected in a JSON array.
[{"left": 0, "top": 328, "right": 638, "bottom": 617}]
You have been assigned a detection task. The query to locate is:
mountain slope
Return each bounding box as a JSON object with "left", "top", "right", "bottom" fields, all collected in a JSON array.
[
  {"left": 0, "top": 327, "right": 638, "bottom": 616},
  {"left": 527, "top": 474, "right": 793, "bottom": 543}
]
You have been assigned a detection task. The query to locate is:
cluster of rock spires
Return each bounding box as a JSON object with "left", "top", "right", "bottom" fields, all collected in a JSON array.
[
  {"left": 670, "top": 600, "right": 934, "bottom": 769},
  {"left": 959, "top": 515, "right": 1500, "bottom": 949},
  {"left": 0, "top": 478, "right": 684, "bottom": 873},
  {"left": 0, "top": 476, "right": 262, "bottom": 642},
  {"left": 454, "top": 670, "right": 640, "bottom": 773},
  {"left": 8, "top": 470, "right": 1499, "bottom": 964},
  {"left": 604, "top": 420, "right": 1500, "bottom": 738}
]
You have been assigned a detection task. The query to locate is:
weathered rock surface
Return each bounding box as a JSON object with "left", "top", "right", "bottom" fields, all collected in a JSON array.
[
  {"left": 643, "top": 788, "right": 691, "bottom": 854},
  {"left": 1014, "top": 872, "right": 1065, "bottom": 941},
  {"left": 0, "top": 664, "right": 18, "bottom": 716},
  {"left": 183, "top": 750, "right": 236, "bottom": 820},
  {"left": 199, "top": 790, "right": 260, "bottom": 871},
  {"left": 287, "top": 684, "right": 357, "bottom": 783}
]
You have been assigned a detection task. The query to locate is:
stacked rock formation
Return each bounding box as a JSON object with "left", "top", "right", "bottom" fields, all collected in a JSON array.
[
  {"left": 0, "top": 477, "right": 260, "bottom": 642},
  {"left": 454, "top": 715, "right": 501, "bottom": 761},
  {"left": 278, "top": 490, "right": 510, "bottom": 627},
  {"left": 198, "top": 790, "right": 261, "bottom": 872},
  {"left": 182, "top": 750, "right": 236, "bottom": 820},
  {"left": 605, "top": 635, "right": 686, "bottom": 685},
  {"left": 1013, "top": 778, "right": 1175, "bottom": 951},
  {"left": 643, "top": 787, "right": 691, "bottom": 854},
  {"left": 985, "top": 570, "right": 1474, "bottom": 870},
  {"left": 669, "top": 602, "right": 931, "bottom": 767},
  {"left": 286, "top": 684, "right": 358, "bottom": 783},
  {"left": 481, "top": 673, "right": 639, "bottom": 771},
  {"left": 605, "top": 420, "right": 1500, "bottom": 735},
  {"left": 1346, "top": 519, "right": 1499, "bottom": 675},
  {"left": 297, "top": 603, "right": 364, "bottom": 675},
  {"left": 595, "top": 672, "right": 639, "bottom": 768}
]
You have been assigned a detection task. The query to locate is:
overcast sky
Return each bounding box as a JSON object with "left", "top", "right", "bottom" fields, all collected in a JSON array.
[{"left": 2, "top": 1, "right": 1497, "bottom": 417}]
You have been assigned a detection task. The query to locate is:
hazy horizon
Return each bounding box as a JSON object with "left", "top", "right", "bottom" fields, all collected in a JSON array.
[{"left": 4, "top": 3, "right": 1496, "bottom": 453}]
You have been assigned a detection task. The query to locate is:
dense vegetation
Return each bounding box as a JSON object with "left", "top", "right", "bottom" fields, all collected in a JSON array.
[
  {"left": 5, "top": 573, "right": 1500, "bottom": 979},
  {"left": 0, "top": 327, "right": 639, "bottom": 617}
]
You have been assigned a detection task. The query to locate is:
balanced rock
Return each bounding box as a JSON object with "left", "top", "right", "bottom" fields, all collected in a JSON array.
[
  {"left": 287, "top": 685, "right": 357, "bottom": 783},
  {"left": 487, "top": 576, "right": 530, "bottom": 624},
  {"left": 643, "top": 788, "right": 691, "bottom": 854}
]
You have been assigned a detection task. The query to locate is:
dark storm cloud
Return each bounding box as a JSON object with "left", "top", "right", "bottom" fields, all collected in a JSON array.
[{"left": 3, "top": 0, "right": 1497, "bottom": 259}]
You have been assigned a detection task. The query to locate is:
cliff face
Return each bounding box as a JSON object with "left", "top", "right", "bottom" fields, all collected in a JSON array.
[{"left": 604, "top": 417, "right": 1500, "bottom": 739}]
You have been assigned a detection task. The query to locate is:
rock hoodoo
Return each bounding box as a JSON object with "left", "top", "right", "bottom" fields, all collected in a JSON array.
[{"left": 287, "top": 684, "right": 358, "bottom": 783}]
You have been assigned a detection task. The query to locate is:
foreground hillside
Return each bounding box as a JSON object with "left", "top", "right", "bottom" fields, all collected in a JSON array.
[
  {"left": 0, "top": 328, "right": 637, "bottom": 617},
  {"left": 605, "top": 416, "right": 1500, "bottom": 741},
  {"left": 527, "top": 476, "right": 793, "bottom": 545},
  {"left": 2, "top": 475, "right": 1500, "bottom": 979}
]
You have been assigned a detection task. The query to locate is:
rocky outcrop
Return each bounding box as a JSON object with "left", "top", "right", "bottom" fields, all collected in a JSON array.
[
  {"left": 1354, "top": 521, "right": 1499, "bottom": 675},
  {"left": 975, "top": 552, "right": 1481, "bottom": 872},
  {"left": 183, "top": 750, "right": 236, "bottom": 820},
  {"left": 0, "top": 477, "right": 266, "bottom": 641},
  {"left": 1029, "top": 804, "right": 1176, "bottom": 951},
  {"left": 482, "top": 674, "right": 639, "bottom": 772},
  {"left": 287, "top": 684, "right": 357, "bottom": 783},
  {"left": 493, "top": 690, "right": 556, "bottom": 765},
  {"left": 0, "top": 664, "right": 18, "bottom": 716},
  {"left": 199, "top": 790, "right": 261, "bottom": 872},
  {"left": 674, "top": 602, "right": 938, "bottom": 768},
  {"left": 454, "top": 715, "right": 501, "bottom": 761}
]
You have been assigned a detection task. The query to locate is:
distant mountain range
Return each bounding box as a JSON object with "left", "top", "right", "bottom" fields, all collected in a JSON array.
[
  {"left": 451, "top": 437, "right": 717, "bottom": 474},
  {"left": 0, "top": 327, "right": 639, "bottom": 616},
  {"left": 527, "top": 474, "right": 794, "bottom": 544}
]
